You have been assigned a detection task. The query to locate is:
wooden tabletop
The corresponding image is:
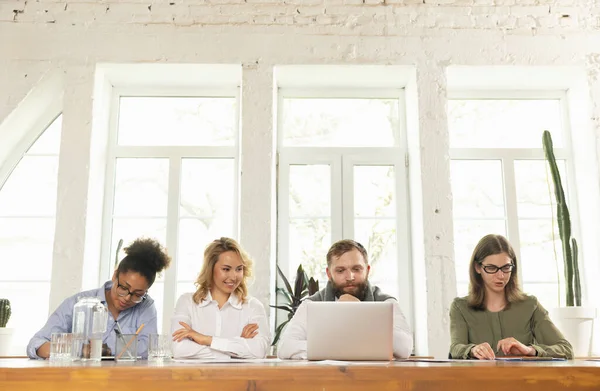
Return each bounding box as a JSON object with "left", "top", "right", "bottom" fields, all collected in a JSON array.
[{"left": 1, "top": 358, "right": 600, "bottom": 390}]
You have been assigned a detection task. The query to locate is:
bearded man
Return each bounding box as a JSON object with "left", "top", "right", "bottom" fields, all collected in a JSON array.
[{"left": 277, "top": 239, "right": 413, "bottom": 359}]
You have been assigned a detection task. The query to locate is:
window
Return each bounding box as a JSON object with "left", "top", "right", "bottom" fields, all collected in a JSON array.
[
  {"left": 448, "top": 94, "right": 572, "bottom": 309},
  {"left": 0, "top": 114, "right": 62, "bottom": 349},
  {"left": 277, "top": 89, "right": 413, "bottom": 324},
  {"left": 102, "top": 92, "right": 239, "bottom": 332}
]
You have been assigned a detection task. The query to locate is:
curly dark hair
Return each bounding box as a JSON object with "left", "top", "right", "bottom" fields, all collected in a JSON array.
[{"left": 116, "top": 238, "right": 171, "bottom": 287}]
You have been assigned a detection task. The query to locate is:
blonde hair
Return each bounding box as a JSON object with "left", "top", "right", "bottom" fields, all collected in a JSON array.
[
  {"left": 192, "top": 237, "right": 253, "bottom": 304},
  {"left": 467, "top": 234, "right": 526, "bottom": 310}
]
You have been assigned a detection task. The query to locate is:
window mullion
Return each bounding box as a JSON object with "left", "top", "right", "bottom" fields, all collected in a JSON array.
[
  {"left": 340, "top": 155, "right": 354, "bottom": 240},
  {"left": 162, "top": 156, "right": 181, "bottom": 334},
  {"left": 332, "top": 154, "right": 344, "bottom": 243},
  {"left": 502, "top": 158, "right": 523, "bottom": 289},
  {"left": 276, "top": 154, "right": 291, "bottom": 278}
]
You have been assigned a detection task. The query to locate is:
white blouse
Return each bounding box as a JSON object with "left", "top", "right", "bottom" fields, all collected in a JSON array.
[{"left": 171, "top": 292, "right": 271, "bottom": 359}]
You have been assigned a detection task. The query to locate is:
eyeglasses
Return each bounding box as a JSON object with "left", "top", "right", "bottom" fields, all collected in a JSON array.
[
  {"left": 481, "top": 264, "right": 514, "bottom": 274},
  {"left": 115, "top": 278, "right": 147, "bottom": 303}
]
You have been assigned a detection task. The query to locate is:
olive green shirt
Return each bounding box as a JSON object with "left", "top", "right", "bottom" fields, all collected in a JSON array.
[{"left": 450, "top": 295, "right": 573, "bottom": 359}]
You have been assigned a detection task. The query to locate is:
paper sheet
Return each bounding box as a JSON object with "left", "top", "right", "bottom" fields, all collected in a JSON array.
[{"left": 172, "top": 358, "right": 282, "bottom": 364}]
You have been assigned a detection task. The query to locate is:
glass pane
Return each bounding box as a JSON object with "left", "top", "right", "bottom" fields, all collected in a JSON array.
[
  {"left": 118, "top": 97, "right": 236, "bottom": 146},
  {"left": 354, "top": 166, "right": 396, "bottom": 218},
  {"left": 27, "top": 114, "right": 62, "bottom": 155},
  {"left": 0, "top": 218, "right": 55, "bottom": 281},
  {"left": 177, "top": 218, "right": 235, "bottom": 281},
  {"left": 515, "top": 160, "right": 568, "bottom": 219},
  {"left": 289, "top": 165, "right": 330, "bottom": 217},
  {"left": 110, "top": 218, "right": 167, "bottom": 281},
  {"left": 0, "top": 282, "right": 50, "bottom": 351},
  {"left": 177, "top": 282, "right": 196, "bottom": 301},
  {"left": 180, "top": 159, "right": 235, "bottom": 219},
  {"left": 519, "top": 219, "right": 562, "bottom": 284},
  {"left": 522, "top": 282, "right": 559, "bottom": 310},
  {"left": 282, "top": 98, "right": 398, "bottom": 147},
  {"left": 147, "top": 281, "right": 164, "bottom": 333},
  {"left": 0, "top": 157, "right": 59, "bottom": 216},
  {"left": 113, "top": 159, "right": 169, "bottom": 217},
  {"left": 448, "top": 99, "right": 563, "bottom": 148},
  {"left": 450, "top": 160, "right": 505, "bottom": 218},
  {"left": 354, "top": 219, "right": 398, "bottom": 297},
  {"left": 453, "top": 219, "right": 506, "bottom": 283},
  {"left": 288, "top": 218, "right": 331, "bottom": 284}
]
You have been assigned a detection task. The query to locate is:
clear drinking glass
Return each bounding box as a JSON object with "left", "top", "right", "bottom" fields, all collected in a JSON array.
[
  {"left": 148, "top": 334, "right": 172, "bottom": 362},
  {"left": 49, "top": 332, "right": 72, "bottom": 362},
  {"left": 115, "top": 333, "right": 138, "bottom": 362}
]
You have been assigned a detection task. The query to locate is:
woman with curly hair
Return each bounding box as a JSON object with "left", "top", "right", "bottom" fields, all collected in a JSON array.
[
  {"left": 171, "top": 237, "right": 270, "bottom": 359},
  {"left": 27, "top": 237, "right": 171, "bottom": 359}
]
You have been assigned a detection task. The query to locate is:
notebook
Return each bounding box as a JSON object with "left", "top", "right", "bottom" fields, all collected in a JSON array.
[{"left": 306, "top": 301, "right": 393, "bottom": 361}]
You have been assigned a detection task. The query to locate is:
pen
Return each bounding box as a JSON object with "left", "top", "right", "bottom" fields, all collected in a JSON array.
[{"left": 116, "top": 323, "right": 145, "bottom": 360}]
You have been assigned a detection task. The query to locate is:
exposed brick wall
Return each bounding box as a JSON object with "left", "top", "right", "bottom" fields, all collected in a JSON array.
[{"left": 0, "top": 0, "right": 598, "bottom": 33}]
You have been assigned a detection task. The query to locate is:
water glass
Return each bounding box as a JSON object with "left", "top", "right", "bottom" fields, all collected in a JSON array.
[
  {"left": 115, "top": 333, "right": 138, "bottom": 362},
  {"left": 50, "top": 332, "right": 72, "bottom": 362},
  {"left": 148, "top": 334, "right": 172, "bottom": 362}
]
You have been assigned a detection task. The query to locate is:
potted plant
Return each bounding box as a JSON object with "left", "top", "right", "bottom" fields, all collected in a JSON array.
[
  {"left": 0, "top": 298, "right": 13, "bottom": 356},
  {"left": 543, "top": 130, "right": 596, "bottom": 356},
  {"left": 270, "top": 264, "right": 319, "bottom": 346}
]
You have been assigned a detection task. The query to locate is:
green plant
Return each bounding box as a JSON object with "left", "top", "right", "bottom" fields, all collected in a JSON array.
[
  {"left": 543, "top": 130, "right": 581, "bottom": 306},
  {"left": 0, "top": 299, "right": 11, "bottom": 327},
  {"left": 270, "top": 264, "right": 319, "bottom": 346}
]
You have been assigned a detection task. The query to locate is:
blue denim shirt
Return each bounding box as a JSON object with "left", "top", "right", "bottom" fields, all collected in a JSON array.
[{"left": 27, "top": 281, "right": 157, "bottom": 359}]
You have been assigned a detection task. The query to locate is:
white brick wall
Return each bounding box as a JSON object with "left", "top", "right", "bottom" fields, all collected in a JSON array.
[
  {"left": 0, "top": 0, "right": 598, "bottom": 30},
  {"left": 1, "top": 0, "right": 600, "bottom": 358}
]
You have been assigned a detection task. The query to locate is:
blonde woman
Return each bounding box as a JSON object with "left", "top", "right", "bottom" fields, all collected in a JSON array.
[
  {"left": 171, "top": 237, "right": 270, "bottom": 359},
  {"left": 450, "top": 234, "right": 573, "bottom": 360}
]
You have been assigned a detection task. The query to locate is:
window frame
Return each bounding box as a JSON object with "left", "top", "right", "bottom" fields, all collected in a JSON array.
[
  {"left": 99, "top": 86, "right": 241, "bottom": 333},
  {"left": 448, "top": 89, "right": 579, "bottom": 304},
  {"left": 276, "top": 87, "right": 414, "bottom": 328}
]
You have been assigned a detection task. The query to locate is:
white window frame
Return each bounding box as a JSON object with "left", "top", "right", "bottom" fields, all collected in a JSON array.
[
  {"left": 448, "top": 90, "right": 579, "bottom": 300},
  {"left": 99, "top": 86, "right": 241, "bottom": 333},
  {"left": 276, "top": 87, "right": 414, "bottom": 329}
]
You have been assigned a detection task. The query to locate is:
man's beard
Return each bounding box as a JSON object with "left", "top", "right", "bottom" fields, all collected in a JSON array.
[{"left": 331, "top": 280, "right": 369, "bottom": 301}]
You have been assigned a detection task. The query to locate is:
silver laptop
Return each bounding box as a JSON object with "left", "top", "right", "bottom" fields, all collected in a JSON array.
[{"left": 306, "top": 301, "right": 393, "bottom": 361}]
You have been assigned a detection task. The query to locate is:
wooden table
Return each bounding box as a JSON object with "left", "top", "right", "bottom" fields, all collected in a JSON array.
[{"left": 1, "top": 358, "right": 600, "bottom": 390}]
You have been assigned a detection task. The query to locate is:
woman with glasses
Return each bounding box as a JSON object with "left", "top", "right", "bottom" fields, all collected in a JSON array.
[
  {"left": 171, "top": 237, "right": 270, "bottom": 360},
  {"left": 27, "top": 238, "right": 171, "bottom": 359},
  {"left": 449, "top": 234, "right": 573, "bottom": 360}
]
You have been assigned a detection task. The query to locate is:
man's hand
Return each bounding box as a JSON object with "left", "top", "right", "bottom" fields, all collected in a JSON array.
[
  {"left": 240, "top": 323, "right": 259, "bottom": 339},
  {"left": 338, "top": 294, "right": 360, "bottom": 302},
  {"left": 497, "top": 337, "right": 536, "bottom": 356}
]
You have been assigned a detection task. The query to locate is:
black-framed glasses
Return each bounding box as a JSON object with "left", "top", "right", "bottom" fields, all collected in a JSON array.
[
  {"left": 481, "top": 264, "right": 514, "bottom": 274},
  {"left": 115, "top": 278, "right": 147, "bottom": 303}
]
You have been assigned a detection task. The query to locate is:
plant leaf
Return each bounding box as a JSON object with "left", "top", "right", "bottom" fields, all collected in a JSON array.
[
  {"left": 269, "top": 304, "right": 294, "bottom": 313},
  {"left": 293, "top": 264, "right": 305, "bottom": 299},
  {"left": 308, "top": 277, "right": 320, "bottom": 295},
  {"left": 271, "top": 320, "right": 290, "bottom": 346},
  {"left": 276, "top": 264, "right": 294, "bottom": 296}
]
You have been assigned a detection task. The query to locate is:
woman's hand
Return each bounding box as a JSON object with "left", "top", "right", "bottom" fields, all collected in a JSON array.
[
  {"left": 240, "top": 323, "right": 259, "bottom": 339},
  {"left": 172, "top": 321, "right": 212, "bottom": 346},
  {"left": 497, "top": 337, "right": 536, "bottom": 356},
  {"left": 470, "top": 342, "right": 496, "bottom": 360}
]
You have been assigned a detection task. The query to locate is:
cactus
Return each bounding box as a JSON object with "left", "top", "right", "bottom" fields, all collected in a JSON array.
[
  {"left": 0, "top": 299, "right": 11, "bottom": 327},
  {"left": 543, "top": 130, "right": 581, "bottom": 307}
]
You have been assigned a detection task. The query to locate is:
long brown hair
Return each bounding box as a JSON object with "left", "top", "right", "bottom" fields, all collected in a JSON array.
[
  {"left": 467, "top": 234, "right": 525, "bottom": 310},
  {"left": 192, "top": 237, "right": 253, "bottom": 304}
]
